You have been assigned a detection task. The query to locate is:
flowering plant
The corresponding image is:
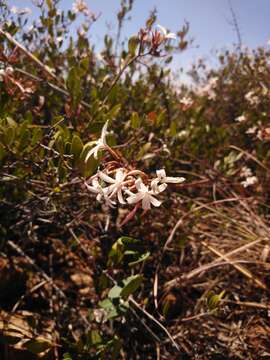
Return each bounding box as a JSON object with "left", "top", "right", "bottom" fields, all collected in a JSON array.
[{"left": 84, "top": 122, "right": 185, "bottom": 222}]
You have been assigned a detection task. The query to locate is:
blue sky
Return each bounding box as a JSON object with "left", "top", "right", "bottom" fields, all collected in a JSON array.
[{"left": 8, "top": 0, "right": 270, "bottom": 75}]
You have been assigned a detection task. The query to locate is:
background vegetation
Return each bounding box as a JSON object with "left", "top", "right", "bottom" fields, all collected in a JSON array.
[{"left": 0, "top": 0, "right": 270, "bottom": 359}]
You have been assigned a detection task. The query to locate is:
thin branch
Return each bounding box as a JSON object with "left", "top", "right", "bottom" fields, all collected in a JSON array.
[{"left": 227, "top": 0, "right": 242, "bottom": 50}]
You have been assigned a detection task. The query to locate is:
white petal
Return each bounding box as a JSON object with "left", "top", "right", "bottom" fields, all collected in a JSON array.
[
  {"left": 104, "top": 184, "right": 116, "bottom": 196},
  {"left": 96, "top": 193, "right": 103, "bottom": 202},
  {"left": 135, "top": 178, "right": 148, "bottom": 192},
  {"left": 127, "top": 192, "right": 144, "bottom": 204},
  {"left": 142, "top": 195, "right": 151, "bottom": 210},
  {"left": 166, "top": 32, "right": 176, "bottom": 39},
  {"left": 165, "top": 176, "right": 185, "bottom": 183},
  {"left": 101, "top": 120, "right": 109, "bottom": 144},
  {"left": 85, "top": 182, "right": 99, "bottom": 193},
  {"left": 157, "top": 183, "right": 167, "bottom": 193},
  {"left": 157, "top": 24, "right": 167, "bottom": 36},
  {"left": 117, "top": 190, "right": 126, "bottom": 204},
  {"left": 150, "top": 179, "right": 159, "bottom": 193},
  {"left": 93, "top": 146, "right": 100, "bottom": 159},
  {"left": 85, "top": 146, "right": 96, "bottom": 162},
  {"left": 156, "top": 169, "right": 166, "bottom": 178},
  {"left": 124, "top": 188, "right": 135, "bottom": 196},
  {"left": 98, "top": 171, "right": 115, "bottom": 184},
  {"left": 115, "top": 169, "right": 125, "bottom": 181},
  {"left": 149, "top": 195, "right": 161, "bottom": 207}
]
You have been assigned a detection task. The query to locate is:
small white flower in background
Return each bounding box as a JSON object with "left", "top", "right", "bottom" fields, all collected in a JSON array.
[
  {"left": 178, "top": 130, "right": 188, "bottom": 139},
  {"left": 78, "top": 27, "right": 87, "bottom": 37},
  {"left": 240, "top": 166, "right": 252, "bottom": 178},
  {"left": 0, "top": 66, "right": 14, "bottom": 81},
  {"left": 257, "top": 129, "right": 263, "bottom": 141},
  {"left": 85, "top": 121, "right": 109, "bottom": 161},
  {"left": 246, "top": 126, "right": 257, "bottom": 135},
  {"left": 27, "top": 25, "right": 34, "bottom": 32},
  {"left": 208, "top": 77, "right": 218, "bottom": 88},
  {"left": 180, "top": 96, "right": 193, "bottom": 107},
  {"left": 235, "top": 114, "right": 246, "bottom": 123},
  {"left": 72, "top": 0, "right": 88, "bottom": 14},
  {"left": 241, "top": 176, "right": 258, "bottom": 188},
  {"left": 6, "top": 67, "right": 14, "bottom": 75},
  {"left": 98, "top": 169, "right": 127, "bottom": 204},
  {"left": 197, "top": 77, "right": 218, "bottom": 100},
  {"left": 10, "top": 6, "right": 31, "bottom": 15},
  {"left": 240, "top": 166, "right": 258, "bottom": 188},
  {"left": 126, "top": 178, "right": 162, "bottom": 210},
  {"left": 56, "top": 36, "right": 64, "bottom": 44},
  {"left": 157, "top": 25, "right": 176, "bottom": 40},
  {"left": 245, "top": 91, "right": 259, "bottom": 106}
]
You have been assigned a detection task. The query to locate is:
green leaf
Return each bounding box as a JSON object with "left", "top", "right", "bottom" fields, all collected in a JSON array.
[
  {"left": 66, "top": 67, "right": 81, "bottom": 104},
  {"left": 71, "top": 134, "right": 83, "bottom": 158},
  {"left": 130, "top": 112, "right": 140, "bottom": 129},
  {"left": 25, "top": 339, "right": 51, "bottom": 354},
  {"left": 107, "top": 104, "right": 121, "bottom": 120},
  {"left": 90, "top": 330, "right": 102, "bottom": 345},
  {"left": 128, "top": 35, "right": 139, "bottom": 56},
  {"left": 6, "top": 117, "right": 17, "bottom": 127},
  {"left": 156, "top": 109, "right": 166, "bottom": 126},
  {"left": 108, "top": 241, "right": 124, "bottom": 266},
  {"left": 136, "top": 142, "right": 151, "bottom": 160},
  {"left": 80, "top": 143, "right": 99, "bottom": 176},
  {"left": 0, "top": 335, "right": 22, "bottom": 345},
  {"left": 128, "top": 251, "right": 150, "bottom": 266},
  {"left": 3, "top": 127, "right": 15, "bottom": 146},
  {"left": 99, "top": 298, "right": 118, "bottom": 319},
  {"left": 108, "top": 285, "right": 122, "bottom": 299},
  {"left": 206, "top": 290, "right": 225, "bottom": 311},
  {"left": 80, "top": 57, "right": 89, "bottom": 74},
  {"left": 120, "top": 275, "right": 143, "bottom": 300},
  {"left": 119, "top": 236, "right": 140, "bottom": 245},
  {"left": 0, "top": 144, "right": 6, "bottom": 161},
  {"left": 31, "top": 127, "right": 43, "bottom": 146},
  {"left": 63, "top": 353, "right": 73, "bottom": 360}
]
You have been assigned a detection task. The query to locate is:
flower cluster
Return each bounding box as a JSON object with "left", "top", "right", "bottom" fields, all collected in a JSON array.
[
  {"left": 72, "top": 0, "right": 98, "bottom": 20},
  {"left": 139, "top": 24, "right": 176, "bottom": 56},
  {"left": 84, "top": 122, "right": 185, "bottom": 213},
  {"left": 240, "top": 166, "right": 258, "bottom": 188},
  {"left": 245, "top": 91, "right": 259, "bottom": 106},
  {"left": 197, "top": 77, "right": 218, "bottom": 100}
]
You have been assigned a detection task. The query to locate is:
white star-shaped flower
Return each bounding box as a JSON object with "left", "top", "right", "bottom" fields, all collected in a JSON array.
[
  {"left": 151, "top": 169, "right": 185, "bottom": 194},
  {"left": 126, "top": 178, "right": 161, "bottom": 210},
  {"left": 98, "top": 169, "right": 127, "bottom": 204},
  {"left": 85, "top": 121, "right": 109, "bottom": 161},
  {"left": 85, "top": 177, "right": 115, "bottom": 207},
  {"left": 156, "top": 169, "right": 185, "bottom": 184},
  {"left": 157, "top": 24, "right": 176, "bottom": 40}
]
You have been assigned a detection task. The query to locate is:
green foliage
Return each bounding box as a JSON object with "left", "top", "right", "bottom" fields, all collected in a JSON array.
[
  {"left": 206, "top": 290, "right": 226, "bottom": 312},
  {"left": 108, "top": 236, "right": 150, "bottom": 267}
]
